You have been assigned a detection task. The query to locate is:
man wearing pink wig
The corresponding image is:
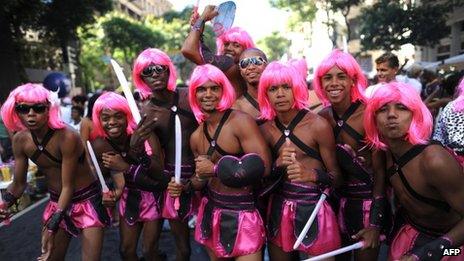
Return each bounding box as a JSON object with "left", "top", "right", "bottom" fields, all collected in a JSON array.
[
  {"left": 258, "top": 61, "right": 342, "bottom": 259},
  {"left": 132, "top": 48, "right": 199, "bottom": 261},
  {"left": 0, "top": 83, "right": 110, "bottom": 261},
  {"left": 89, "top": 92, "right": 168, "bottom": 261},
  {"left": 364, "top": 82, "right": 464, "bottom": 260},
  {"left": 182, "top": 5, "right": 255, "bottom": 97},
  {"left": 168, "top": 64, "right": 271, "bottom": 260}
]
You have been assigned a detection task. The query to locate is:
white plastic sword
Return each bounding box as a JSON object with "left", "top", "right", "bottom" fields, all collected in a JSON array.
[
  {"left": 110, "top": 58, "right": 152, "bottom": 155},
  {"left": 293, "top": 188, "right": 329, "bottom": 250},
  {"left": 86, "top": 141, "right": 110, "bottom": 193},
  {"left": 174, "top": 114, "right": 182, "bottom": 210}
]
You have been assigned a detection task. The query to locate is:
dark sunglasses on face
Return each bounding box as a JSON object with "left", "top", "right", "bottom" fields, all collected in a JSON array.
[
  {"left": 239, "top": 56, "right": 267, "bottom": 69},
  {"left": 15, "top": 103, "right": 49, "bottom": 114},
  {"left": 140, "top": 64, "right": 168, "bottom": 77}
]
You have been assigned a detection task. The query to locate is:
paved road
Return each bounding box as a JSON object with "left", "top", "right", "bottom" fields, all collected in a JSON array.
[
  {"left": 0, "top": 198, "right": 209, "bottom": 261},
  {"left": 0, "top": 198, "right": 388, "bottom": 261}
]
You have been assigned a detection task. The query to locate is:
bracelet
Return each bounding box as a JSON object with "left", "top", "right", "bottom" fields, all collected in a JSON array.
[
  {"left": 191, "top": 18, "right": 205, "bottom": 32},
  {"left": 2, "top": 190, "right": 18, "bottom": 208}
]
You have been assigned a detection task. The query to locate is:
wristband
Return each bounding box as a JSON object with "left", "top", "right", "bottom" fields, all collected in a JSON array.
[
  {"left": 191, "top": 18, "right": 205, "bottom": 32},
  {"left": 2, "top": 191, "right": 18, "bottom": 208},
  {"left": 410, "top": 236, "right": 452, "bottom": 261},
  {"left": 314, "top": 169, "right": 334, "bottom": 188},
  {"left": 369, "top": 196, "right": 387, "bottom": 228},
  {"left": 45, "top": 209, "right": 65, "bottom": 233}
]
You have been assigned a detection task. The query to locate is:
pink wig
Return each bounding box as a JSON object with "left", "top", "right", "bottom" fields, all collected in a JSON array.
[
  {"left": 188, "top": 64, "right": 236, "bottom": 123},
  {"left": 258, "top": 61, "right": 309, "bottom": 120},
  {"left": 364, "top": 82, "right": 433, "bottom": 150},
  {"left": 216, "top": 27, "right": 255, "bottom": 55},
  {"left": 91, "top": 92, "right": 137, "bottom": 140},
  {"left": 288, "top": 58, "right": 308, "bottom": 80},
  {"left": 132, "top": 48, "right": 177, "bottom": 99},
  {"left": 0, "top": 83, "right": 65, "bottom": 132},
  {"left": 453, "top": 77, "right": 464, "bottom": 112},
  {"left": 313, "top": 49, "right": 367, "bottom": 107}
]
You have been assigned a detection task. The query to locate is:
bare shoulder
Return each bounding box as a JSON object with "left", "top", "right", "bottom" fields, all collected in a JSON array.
[
  {"left": 317, "top": 106, "right": 332, "bottom": 121},
  {"left": 305, "top": 111, "right": 332, "bottom": 132},
  {"left": 230, "top": 109, "right": 256, "bottom": 127},
  {"left": 12, "top": 130, "right": 29, "bottom": 143},
  {"left": 422, "top": 144, "right": 456, "bottom": 172}
]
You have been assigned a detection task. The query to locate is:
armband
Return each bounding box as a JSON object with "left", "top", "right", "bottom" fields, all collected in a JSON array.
[
  {"left": 369, "top": 196, "right": 387, "bottom": 228},
  {"left": 410, "top": 236, "right": 452, "bottom": 261},
  {"left": 45, "top": 209, "right": 65, "bottom": 233}
]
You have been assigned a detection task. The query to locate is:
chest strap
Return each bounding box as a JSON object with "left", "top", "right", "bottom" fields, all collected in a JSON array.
[
  {"left": 386, "top": 143, "right": 450, "bottom": 212},
  {"left": 332, "top": 100, "right": 364, "bottom": 145},
  {"left": 273, "top": 110, "right": 322, "bottom": 162}
]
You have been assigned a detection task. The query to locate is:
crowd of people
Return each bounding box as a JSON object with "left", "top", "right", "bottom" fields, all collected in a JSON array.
[{"left": 1, "top": 5, "right": 464, "bottom": 261}]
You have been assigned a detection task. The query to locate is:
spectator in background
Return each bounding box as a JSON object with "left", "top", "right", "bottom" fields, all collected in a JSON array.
[
  {"left": 69, "top": 105, "right": 84, "bottom": 132},
  {"left": 364, "top": 53, "right": 399, "bottom": 98},
  {"left": 80, "top": 92, "right": 102, "bottom": 143},
  {"left": 433, "top": 77, "right": 464, "bottom": 166},
  {"left": 71, "top": 95, "right": 87, "bottom": 109}
]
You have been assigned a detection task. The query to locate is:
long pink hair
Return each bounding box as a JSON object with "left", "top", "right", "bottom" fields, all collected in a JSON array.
[
  {"left": 453, "top": 77, "right": 464, "bottom": 112},
  {"left": 258, "top": 61, "right": 309, "bottom": 120},
  {"left": 133, "top": 48, "right": 177, "bottom": 99},
  {"left": 287, "top": 58, "right": 308, "bottom": 80},
  {"left": 364, "top": 82, "right": 433, "bottom": 150},
  {"left": 188, "top": 64, "right": 236, "bottom": 123},
  {"left": 216, "top": 27, "right": 255, "bottom": 55},
  {"left": 91, "top": 92, "right": 137, "bottom": 140},
  {"left": 0, "top": 83, "right": 65, "bottom": 132},
  {"left": 313, "top": 49, "right": 367, "bottom": 107}
]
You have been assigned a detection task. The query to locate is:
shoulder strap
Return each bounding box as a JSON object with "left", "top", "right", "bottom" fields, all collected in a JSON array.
[
  {"left": 243, "top": 92, "right": 260, "bottom": 111},
  {"left": 273, "top": 110, "right": 322, "bottom": 162},
  {"left": 204, "top": 109, "right": 233, "bottom": 157},
  {"left": 30, "top": 129, "right": 61, "bottom": 164},
  {"left": 332, "top": 100, "right": 364, "bottom": 144}
]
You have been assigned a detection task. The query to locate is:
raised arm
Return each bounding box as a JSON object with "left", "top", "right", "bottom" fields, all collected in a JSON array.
[{"left": 181, "top": 5, "right": 218, "bottom": 65}]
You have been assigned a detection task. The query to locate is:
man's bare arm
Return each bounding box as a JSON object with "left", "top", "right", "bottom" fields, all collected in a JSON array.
[
  {"left": 235, "top": 112, "right": 271, "bottom": 177},
  {"left": 58, "top": 131, "right": 79, "bottom": 211},
  {"left": 314, "top": 116, "right": 343, "bottom": 188},
  {"left": 425, "top": 146, "right": 464, "bottom": 245},
  {"left": 5, "top": 133, "right": 29, "bottom": 200}
]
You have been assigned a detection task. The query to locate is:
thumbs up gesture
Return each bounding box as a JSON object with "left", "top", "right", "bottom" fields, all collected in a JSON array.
[{"left": 276, "top": 138, "right": 296, "bottom": 168}]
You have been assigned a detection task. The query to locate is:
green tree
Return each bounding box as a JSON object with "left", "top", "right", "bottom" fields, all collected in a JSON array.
[
  {"left": 102, "top": 17, "right": 166, "bottom": 65},
  {"left": 0, "top": 0, "right": 44, "bottom": 100},
  {"left": 329, "top": 0, "right": 363, "bottom": 42},
  {"left": 359, "top": 0, "right": 462, "bottom": 51},
  {"left": 257, "top": 32, "right": 291, "bottom": 61}
]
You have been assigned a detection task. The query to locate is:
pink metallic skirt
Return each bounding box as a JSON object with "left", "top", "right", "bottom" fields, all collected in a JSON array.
[
  {"left": 194, "top": 189, "right": 265, "bottom": 258},
  {"left": 267, "top": 182, "right": 341, "bottom": 255},
  {"left": 119, "top": 181, "right": 163, "bottom": 226},
  {"left": 161, "top": 164, "right": 199, "bottom": 221},
  {"left": 44, "top": 181, "right": 110, "bottom": 236},
  {"left": 389, "top": 221, "right": 464, "bottom": 260}
]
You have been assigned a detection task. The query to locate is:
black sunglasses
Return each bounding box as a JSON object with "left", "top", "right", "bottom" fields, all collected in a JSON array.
[
  {"left": 15, "top": 103, "right": 49, "bottom": 114},
  {"left": 239, "top": 56, "right": 267, "bottom": 69},
  {"left": 141, "top": 64, "right": 168, "bottom": 77}
]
